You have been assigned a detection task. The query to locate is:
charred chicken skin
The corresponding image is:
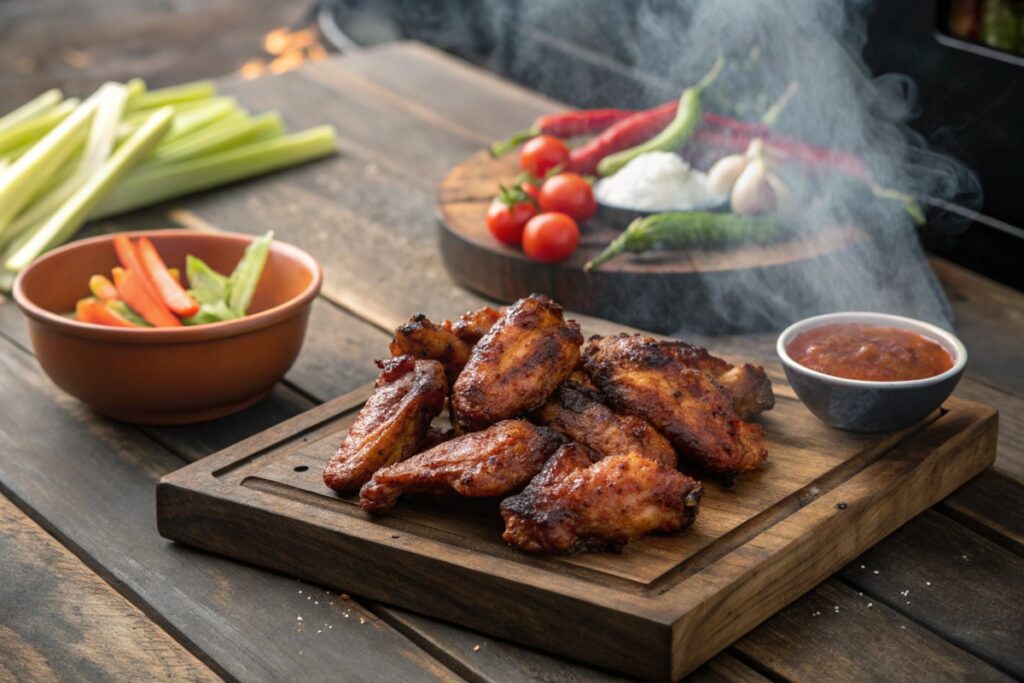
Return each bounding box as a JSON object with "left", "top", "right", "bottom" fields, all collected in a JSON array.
[
  {"left": 582, "top": 334, "right": 774, "bottom": 420},
  {"left": 359, "top": 420, "right": 564, "bottom": 513},
  {"left": 533, "top": 379, "right": 677, "bottom": 468},
  {"left": 452, "top": 295, "right": 583, "bottom": 432},
  {"left": 324, "top": 356, "right": 447, "bottom": 493},
  {"left": 582, "top": 335, "right": 768, "bottom": 477},
  {"left": 500, "top": 444, "right": 703, "bottom": 554},
  {"left": 388, "top": 306, "right": 502, "bottom": 384}
]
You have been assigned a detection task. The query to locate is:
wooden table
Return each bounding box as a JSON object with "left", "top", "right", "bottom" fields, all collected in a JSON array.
[{"left": 1, "top": 43, "right": 1021, "bottom": 682}]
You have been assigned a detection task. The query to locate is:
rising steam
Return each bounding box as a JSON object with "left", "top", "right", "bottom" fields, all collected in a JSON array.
[{"left": 492, "top": 0, "right": 980, "bottom": 332}]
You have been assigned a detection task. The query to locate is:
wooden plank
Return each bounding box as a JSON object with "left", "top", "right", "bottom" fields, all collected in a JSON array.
[
  {"left": 940, "top": 471, "right": 1024, "bottom": 556},
  {"left": 0, "top": 338, "right": 459, "bottom": 683},
  {"left": 932, "top": 257, "right": 1024, "bottom": 397},
  {"left": 732, "top": 580, "right": 1011, "bottom": 682},
  {"left": 375, "top": 607, "right": 769, "bottom": 683},
  {"left": 0, "top": 0, "right": 302, "bottom": 110},
  {"left": 157, "top": 374, "right": 997, "bottom": 681},
  {"left": 839, "top": 510, "right": 1024, "bottom": 678},
  {"left": 0, "top": 494, "right": 218, "bottom": 682}
]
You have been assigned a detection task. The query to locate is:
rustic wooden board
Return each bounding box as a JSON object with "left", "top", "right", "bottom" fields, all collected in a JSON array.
[
  {"left": 438, "top": 150, "right": 872, "bottom": 334},
  {"left": 157, "top": 376, "right": 997, "bottom": 682}
]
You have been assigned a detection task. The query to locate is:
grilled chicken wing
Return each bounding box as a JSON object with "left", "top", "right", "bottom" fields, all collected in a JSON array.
[
  {"left": 500, "top": 445, "right": 703, "bottom": 554},
  {"left": 324, "top": 356, "right": 447, "bottom": 493},
  {"left": 582, "top": 336, "right": 768, "bottom": 478},
  {"left": 533, "top": 379, "right": 677, "bottom": 467},
  {"left": 452, "top": 295, "right": 583, "bottom": 432},
  {"left": 360, "top": 420, "right": 564, "bottom": 513},
  {"left": 450, "top": 306, "right": 502, "bottom": 344},
  {"left": 583, "top": 334, "right": 773, "bottom": 419},
  {"left": 388, "top": 306, "right": 501, "bottom": 384}
]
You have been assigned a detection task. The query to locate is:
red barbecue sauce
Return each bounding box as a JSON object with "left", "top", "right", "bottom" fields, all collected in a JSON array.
[{"left": 787, "top": 323, "right": 954, "bottom": 382}]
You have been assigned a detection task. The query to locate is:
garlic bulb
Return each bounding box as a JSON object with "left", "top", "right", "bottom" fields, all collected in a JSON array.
[
  {"left": 706, "top": 154, "right": 748, "bottom": 196},
  {"left": 731, "top": 157, "right": 777, "bottom": 214},
  {"left": 705, "top": 138, "right": 789, "bottom": 215}
]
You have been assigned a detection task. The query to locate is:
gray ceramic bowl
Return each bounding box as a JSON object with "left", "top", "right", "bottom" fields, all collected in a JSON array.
[{"left": 777, "top": 312, "right": 967, "bottom": 433}]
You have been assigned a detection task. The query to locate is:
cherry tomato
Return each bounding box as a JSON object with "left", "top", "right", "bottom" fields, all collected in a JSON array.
[
  {"left": 538, "top": 172, "right": 596, "bottom": 222},
  {"left": 520, "top": 181, "right": 541, "bottom": 202},
  {"left": 486, "top": 196, "right": 536, "bottom": 246},
  {"left": 522, "top": 212, "right": 579, "bottom": 263},
  {"left": 519, "top": 135, "right": 570, "bottom": 178}
]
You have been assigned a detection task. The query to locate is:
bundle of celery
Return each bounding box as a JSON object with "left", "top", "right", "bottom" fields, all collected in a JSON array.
[{"left": 0, "top": 79, "right": 337, "bottom": 290}]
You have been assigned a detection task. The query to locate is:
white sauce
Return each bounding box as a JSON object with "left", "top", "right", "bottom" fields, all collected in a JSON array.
[{"left": 594, "top": 151, "right": 723, "bottom": 212}]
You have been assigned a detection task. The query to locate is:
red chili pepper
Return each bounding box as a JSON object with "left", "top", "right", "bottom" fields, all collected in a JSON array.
[
  {"left": 691, "top": 129, "right": 872, "bottom": 182},
  {"left": 567, "top": 102, "right": 676, "bottom": 174},
  {"left": 567, "top": 102, "right": 777, "bottom": 175},
  {"left": 490, "top": 109, "right": 635, "bottom": 158}
]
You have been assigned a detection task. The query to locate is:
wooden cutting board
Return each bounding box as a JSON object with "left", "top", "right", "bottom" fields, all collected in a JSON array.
[
  {"left": 157, "top": 380, "right": 997, "bottom": 682},
  {"left": 438, "top": 151, "right": 871, "bottom": 334}
]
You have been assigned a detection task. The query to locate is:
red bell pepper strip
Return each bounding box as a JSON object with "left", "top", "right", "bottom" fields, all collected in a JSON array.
[
  {"left": 112, "top": 266, "right": 181, "bottom": 327},
  {"left": 75, "top": 297, "right": 140, "bottom": 328},
  {"left": 136, "top": 236, "right": 199, "bottom": 317},
  {"left": 113, "top": 235, "right": 169, "bottom": 306},
  {"left": 88, "top": 274, "right": 119, "bottom": 301}
]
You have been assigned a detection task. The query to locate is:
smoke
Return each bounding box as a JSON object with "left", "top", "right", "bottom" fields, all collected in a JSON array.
[{"left": 484, "top": 0, "right": 980, "bottom": 333}]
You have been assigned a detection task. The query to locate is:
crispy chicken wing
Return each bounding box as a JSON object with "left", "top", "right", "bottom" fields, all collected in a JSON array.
[
  {"left": 582, "top": 334, "right": 773, "bottom": 419},
  {"left": 388, "top": 306, "right": 501, "bottom": 384},
  {"left": 359, "top": 420, "right": 564, "bottom": 513},
  {"left": 582, "top": 336, "right": 768, "bottom": 478},
  {"left": 452, "top": 295, "right": 583, "bottom": 432},
  {"left": 324, "top": 356, "right": 447, "bottom": 493},
  {"left": 533, "top": 379, "right": 677, "bottom": 467},
  {"left": 500, "top": 445, "right": 703, "bottom": 554},
  {"left": 389, "top": 314, "right": 472, "bottom": 384},
  {"left": 450, "top": 306, "right": 502, "bottom": 344}
]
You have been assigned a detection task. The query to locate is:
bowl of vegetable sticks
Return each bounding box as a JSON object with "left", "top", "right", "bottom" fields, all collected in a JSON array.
[{"left": 13, "top": 229, "right": 321, "bottom": 424}]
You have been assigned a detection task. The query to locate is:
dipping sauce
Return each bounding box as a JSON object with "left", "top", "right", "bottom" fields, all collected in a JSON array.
[{"left": 786, "top": 323, "right": 954, "bottom": 382}]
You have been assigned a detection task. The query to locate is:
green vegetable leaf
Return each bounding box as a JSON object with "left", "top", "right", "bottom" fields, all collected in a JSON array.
[
  {"left": 182, "top": 300, "right": 239, "bottom": 326},
  {"left": 227, "top": 230, "right": 272, "bottom": 316},
  {"left": 185, "top": 254, "right": 228, "bottom": 304}
]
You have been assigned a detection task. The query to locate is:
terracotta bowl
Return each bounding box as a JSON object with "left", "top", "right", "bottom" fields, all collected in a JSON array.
[{"left": 13, "top": 229, "right": 322, "bottom": 424}]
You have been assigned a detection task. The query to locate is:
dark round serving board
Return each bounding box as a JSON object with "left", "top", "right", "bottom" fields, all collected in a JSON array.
[{"left": 438, "top": 150, "right": 871, "bottom": 334}]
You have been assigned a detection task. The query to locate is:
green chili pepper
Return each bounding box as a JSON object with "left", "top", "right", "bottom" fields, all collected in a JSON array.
[
  {"left": 584, "top": 211, "right": 778, "bottom": 271},
  {"left": 596, "top": 57, "right": 725, "bottom": 177},
  {"left": 227, "top": 230, "right": 273, "bottom": 316}
]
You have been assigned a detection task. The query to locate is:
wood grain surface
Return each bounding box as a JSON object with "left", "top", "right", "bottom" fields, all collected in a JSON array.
[
  {"left": 0, "top": 41, "right": 1022, "bottom": 683},
  {"left": 157, "top": 370, "right": 997, "bottom": 680},
  {"left": 0, "top": 496, "right": 218, "bottom": 682}
]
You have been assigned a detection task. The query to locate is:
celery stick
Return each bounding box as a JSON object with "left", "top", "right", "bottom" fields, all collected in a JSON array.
[
  {"left": 228, "top": 230, "right": 272, "bottom": 315},
  {"left": 5, "top": 108, "right": 173, "bottom": 271},
  {"left": 92, "top": 126, "right": 337, "bottom": 219},
  {"left": 152, "top": 110, "right": 248, "bottom": 156},
  {"left": 0, "top": 98, "right": 80, "bottom": 156},
  {"left": 0, "top": 95, "right": 98, "bottom": 236},
  {"left": 161, "top": 97, "right": 240, "bottom": 145},
  {"left": 128, "top": 80, "right": 216, "bottom": 110},
  {"left": 123, "top": 78, "right": 146, "bottom": 105},
  {"left": 186, "top": 254, "right": 229, "bottom": 304},
  {"left": 0, "top": 88, "right": 62, "bottom": 136},
  {"left": 2, "top": 85, "right": 126, "bottom": 248},
  {"left": 152, "top": 112, "right": 284, "bottom": 164}
]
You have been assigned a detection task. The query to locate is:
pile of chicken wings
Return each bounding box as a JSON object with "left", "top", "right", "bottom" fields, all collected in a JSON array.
[{"left": 323, "top": 295, "right": 774, "bottom": 555}]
